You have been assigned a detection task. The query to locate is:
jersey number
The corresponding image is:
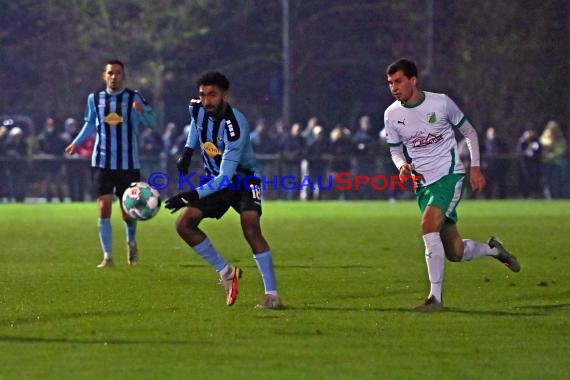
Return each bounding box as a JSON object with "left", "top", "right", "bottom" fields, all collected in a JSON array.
[{"left": 250, "top": 185, "right": 261, "bottom": 201}]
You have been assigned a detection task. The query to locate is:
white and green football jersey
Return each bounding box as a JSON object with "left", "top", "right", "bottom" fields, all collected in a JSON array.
[{"left": 384, "top": 91, "right": 467, "bottom": 186}]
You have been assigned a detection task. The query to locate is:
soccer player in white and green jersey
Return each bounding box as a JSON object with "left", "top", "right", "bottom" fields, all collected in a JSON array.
[{"left": 383, "top": 58, "right": 520, "bottom": 311}]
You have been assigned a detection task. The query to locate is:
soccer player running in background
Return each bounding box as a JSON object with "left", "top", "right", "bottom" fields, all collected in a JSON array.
[
  {"left": 383, "top": 58, "right": 520, "bottom": 311},
  {"left": 65, "top": 59, "right": 156, "bottom": 268},
  {"left": 165, "top": 72, "right": 282, "bottom": 309}
]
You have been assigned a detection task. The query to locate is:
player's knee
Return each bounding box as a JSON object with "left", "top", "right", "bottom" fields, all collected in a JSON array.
[
  {"left": 446, "top": 252, "right": 463, "bottom": 262},
  {"left": 175, "top": 215, "right": 197, "bottom": 237},
  {"left": 444, "top": 245, "right": 464, "bottom": 262},
  {"left": 174, "top": 218, "right": 187, "bottom": 237}
]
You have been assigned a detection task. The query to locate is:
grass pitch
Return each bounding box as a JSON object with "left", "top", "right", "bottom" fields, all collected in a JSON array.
[{"left": 1, "top": 200, "right": 569, "bottom": 379}]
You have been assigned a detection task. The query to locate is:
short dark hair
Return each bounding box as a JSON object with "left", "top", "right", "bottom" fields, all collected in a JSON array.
[
  {"left": 386, "top": 58, "right": 418, "bottom": 79},
  {"left": 196, "top": 71, "right": 230, "bottom": 91},
  {"left": 105, "top": 59, "right": 125, "bottom": 71}
]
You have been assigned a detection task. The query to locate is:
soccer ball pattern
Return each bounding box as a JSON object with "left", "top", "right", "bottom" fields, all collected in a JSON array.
[{"left": 121, "top": 182, "right": 161, "bottom": 221}]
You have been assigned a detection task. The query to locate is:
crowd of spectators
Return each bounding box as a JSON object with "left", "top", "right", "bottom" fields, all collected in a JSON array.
[{"left": 1, "top": 114, "right": 568, "bottom": 202}]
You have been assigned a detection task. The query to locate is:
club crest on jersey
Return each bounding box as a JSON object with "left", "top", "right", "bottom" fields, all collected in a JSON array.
[
  {"left": 203, "top": 141, "right": 221, "bottom": 157},
  {"left": 104, "top": 112, "right": 123, "bottom": 126},
  {"left": 426, "top": 112, "right": 437, "bottom": 124}
]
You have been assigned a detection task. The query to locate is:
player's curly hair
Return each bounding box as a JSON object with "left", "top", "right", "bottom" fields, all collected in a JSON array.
[{"left": 197, "top": 71, "right": 230, "bottom": 91}]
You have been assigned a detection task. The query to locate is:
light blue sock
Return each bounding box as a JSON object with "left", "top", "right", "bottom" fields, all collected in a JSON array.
[
  {"left": 253, "top": 251, "right": 277, "bottom": 293},
  {"left": 124, "top": 220, "right": 137, "bottom": 245},
  {"left": 98, "top": 218, "right": 112, "bottom": 255},
  {"left": 192, "top": 238, "right": 227, "bottom": 272}
]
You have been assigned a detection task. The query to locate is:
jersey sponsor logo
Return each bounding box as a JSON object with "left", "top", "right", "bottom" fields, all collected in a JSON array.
[
  {"left": 410, "top": 132, "right": 443, "bottom": 148},
  {"left": 203, "top": 141, "right": 221, "bottom": 157},
  {"left": 104, "top": 112, "right": 123, "bottom": 126},
  {"left": 426, "top": 112, "right": 437, "bottom": 124}
]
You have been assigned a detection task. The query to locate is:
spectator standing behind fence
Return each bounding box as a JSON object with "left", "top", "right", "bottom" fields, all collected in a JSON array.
[
  {"left": 279, "top": 122, "right": 305, "bottom": 200},
  {"left": 250, "top": 118, "right": 277, "bottom": 154},
  {"left": 162, "top": 122, "right": 182, "bottom": 197},
  {"left": 0, "top": 124, "right": 6, "bottom": 200},
  {"left": 37, "top": 117, "right": 67, "bottom": 202},
  {"left": 61, "top": 118, "right": 89, "bottom": 201},
  {"left": 539, "top": 120, "right": 566, "bottom": 199},
  {"left": 482, "top": 127, "right": 510, "bottom": 199},
  {"left": 2, "top": 126, "right": 28, "bottom": 202},
  {"left": 301, "top": 116, "right": 320, "bottom": 147},
  {"left": 273, "top": 118, "right": 288, "bottom": 151},
  {"left": 329, "top": 124, "right": 353, "bottom": 200},
  {"left": 250, "top": 118, "right": 278, "bottom": 199},
  {"left": 140, "top": 126, "right": 163, "bottom": 179},
  {"left": 517, "top": 129, "right": 542, "bottom": 198},
  {"left": 303, "top": 125, "right": 331, "bottom": 200},
  {"left": 352, "top": 115, "right": 379, "bottom": 199}
]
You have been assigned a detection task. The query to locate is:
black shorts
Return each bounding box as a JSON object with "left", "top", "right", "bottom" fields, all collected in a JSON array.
[
  {"left": 92, "top": 168, "right": 140, "bottom": 198},
  {"left": 192, "top": 176, "right": 262, "bottom": 219}
]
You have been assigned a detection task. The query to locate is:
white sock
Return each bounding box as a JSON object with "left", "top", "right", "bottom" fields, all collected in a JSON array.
[
  {"left": 462, "top": 239, "right": 496, "bottom": 261},
  {"left": 218, "top": 264, "right": 232, "bottom": 280},
  {"left": 103, "top": 252, "right": 112, "bottom": 260},
  {"left": 422, "top": 232, "right": 445, "bottom": 302}
]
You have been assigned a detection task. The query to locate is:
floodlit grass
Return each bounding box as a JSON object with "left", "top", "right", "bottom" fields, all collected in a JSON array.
[{"left": 1, "top": 200, "right": 569, "bottom": 379}]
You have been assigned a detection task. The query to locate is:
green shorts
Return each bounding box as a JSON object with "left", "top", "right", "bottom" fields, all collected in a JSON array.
[{"left": 415, "top": 173, "right": 466, "bottom": 224}]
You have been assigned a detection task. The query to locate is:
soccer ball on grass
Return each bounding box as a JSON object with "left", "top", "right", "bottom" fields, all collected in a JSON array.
[{"left": 121, "top": 182, "right": 161, "bottom": 221}]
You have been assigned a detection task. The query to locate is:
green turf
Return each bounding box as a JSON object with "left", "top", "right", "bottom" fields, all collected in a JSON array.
[{"left": 1, "top": 200, "right": 569, "bottom": 379}]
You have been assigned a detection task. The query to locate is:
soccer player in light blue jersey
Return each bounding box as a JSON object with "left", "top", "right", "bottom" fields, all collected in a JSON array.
[
  {"left": 165, "top": 72, "right": 282, "bottom": 309},
  {"left": 384, "top": 58, "right": 520, "bottom": 311},
  {"left": 65, "top": 59, "right": 156, "bottom": 268}
]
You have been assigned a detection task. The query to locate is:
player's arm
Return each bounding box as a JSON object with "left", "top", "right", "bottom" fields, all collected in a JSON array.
[
  {"left": 193, "top": 121, "right": 245, "bottom": 199},
  {"left": 197, "top": 158, "right": 239, "bottom": 197},
  {"left": 445, "top": 95, "right": 485, "bottom": 192},
  {"left": 65, "top": 94, "right": 96, "bottom": 155},
  {"left": 388, "top": 143, "right": 411, "bottom": 176},
  {"left": 383, "top": 115, "right": 411, "bottom": 176},
  {"left": 133, "top": 92, "right": 157, "bottom": 129},
  {"left": 458, "top": 120, "right": 486, "bottom": 192},
  {"left": 164, "top": 157, "right": 239, "bottom": 213}
]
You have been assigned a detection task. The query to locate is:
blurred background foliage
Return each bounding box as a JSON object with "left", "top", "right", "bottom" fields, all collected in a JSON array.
[{"left": 0, "top": 0, "right": 567, "bottom": 137}]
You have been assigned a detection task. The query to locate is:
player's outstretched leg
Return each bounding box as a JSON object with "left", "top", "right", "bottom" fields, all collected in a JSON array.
[{"left": 488, "top": 236, "right": 521, "bottom": 272}]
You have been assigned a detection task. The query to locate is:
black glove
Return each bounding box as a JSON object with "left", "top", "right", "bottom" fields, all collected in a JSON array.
[
  {"left": 176, "top": 147, "right": 194, "bottom": 176},
  {"left": 164, "top": 190, "right": 199, "bottom": 213}
]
